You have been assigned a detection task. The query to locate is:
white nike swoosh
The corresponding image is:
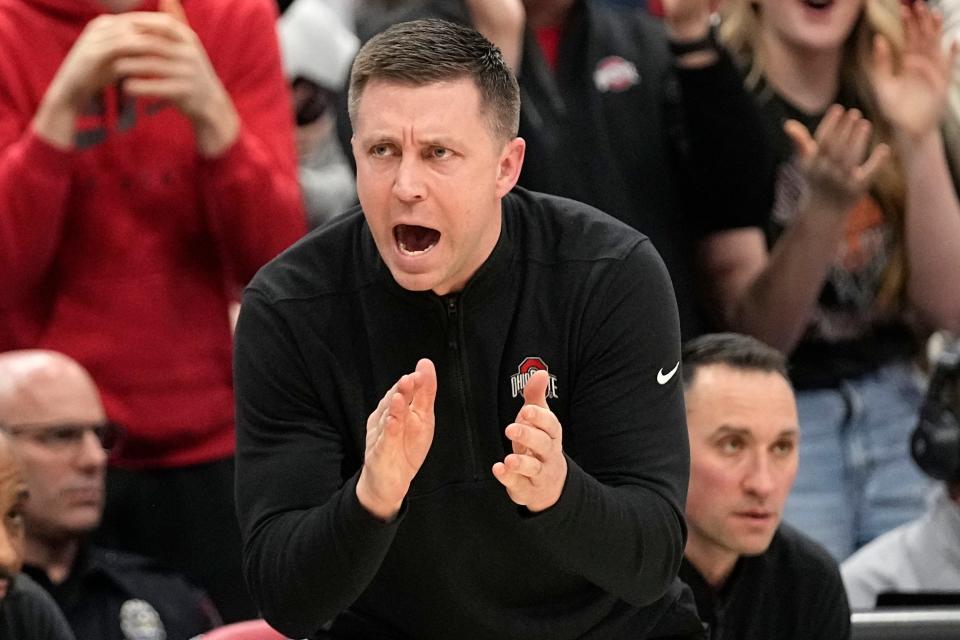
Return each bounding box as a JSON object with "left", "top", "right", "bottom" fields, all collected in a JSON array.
[{"left": 657, "top": 361, "right": 680, "bottom": 385}]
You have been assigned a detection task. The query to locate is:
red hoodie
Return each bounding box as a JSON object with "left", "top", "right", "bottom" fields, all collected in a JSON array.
[{"left": 0, "top": 0, "right": 307, "bottom": 468}]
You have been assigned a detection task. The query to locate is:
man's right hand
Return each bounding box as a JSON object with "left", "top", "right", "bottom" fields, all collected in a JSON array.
[
  {"left": 34, "top": 14, "right": 160, "bottom": 149},
  {"left": 356, "top": 359, "right": 437, "bottom": 521}
]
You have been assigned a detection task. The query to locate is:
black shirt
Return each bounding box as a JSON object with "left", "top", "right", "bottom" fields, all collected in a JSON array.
[
  {"left": 24, "top": 546, "right": 219, "bottom": 640},
  {"left": 235, "top": 188, "right": 696, "bottom": 639},
  {"left": 679, "top": 524, "right": 851, "bottom": 640},
  {"left": 0, "top": 574, "right": 75, "bottom": 640}
]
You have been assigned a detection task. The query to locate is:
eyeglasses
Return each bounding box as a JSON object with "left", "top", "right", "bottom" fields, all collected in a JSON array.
[{"left": 4, "top": 421, "right": 124, "bottom": 455}]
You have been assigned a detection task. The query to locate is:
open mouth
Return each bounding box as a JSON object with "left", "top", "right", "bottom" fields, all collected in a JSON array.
[
  {"left": 802, "top": 0, "right": 833, "bottom": 9},
  {"left": 394, "top": 224, "right": 440, "bottom": 256}
]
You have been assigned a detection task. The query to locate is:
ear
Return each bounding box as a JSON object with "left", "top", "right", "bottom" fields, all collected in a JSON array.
[{"left": 495, "top": 137, "right": 526, "bottom": 199}]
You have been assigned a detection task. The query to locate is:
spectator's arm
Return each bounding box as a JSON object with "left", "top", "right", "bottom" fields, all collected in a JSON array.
[
  {"left": 520, "top": 240, "right": 689, "bottom": 606},
  {"left": 193, "top": 0, "right": 306, "bottom": 288},
  {"left": 0, "top": 84, "right": 75, "bottom": 300},
  {"left": 698, "top": 107, "right": 888, "bottom": 353}
]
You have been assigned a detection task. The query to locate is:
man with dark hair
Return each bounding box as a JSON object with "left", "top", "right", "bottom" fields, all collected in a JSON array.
[
  {"left": 236, "top": 18, "right": 702, "bottom": 640},
  {"left": 678, "top": 333, "right": 851, "bottom": 639},
  {"left": 0, "top": 430, "right": 76, "bottom": 640}
]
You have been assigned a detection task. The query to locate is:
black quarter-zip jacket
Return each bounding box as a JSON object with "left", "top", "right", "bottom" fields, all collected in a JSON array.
[{"left": 234, "top": 188, "right": 692, "bottom": 639}]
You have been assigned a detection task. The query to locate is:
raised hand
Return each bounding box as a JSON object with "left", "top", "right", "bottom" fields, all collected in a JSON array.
[
  {"left": 112, "top": 0, "right": 240, "bottom": 155},
  {"left": 784, "top": 105, "right": 889, "bottom": 212},
  {"left": 492, "top": 370, "right": 567, "bottom": 513},
  {"left": 356, "top": 359, "right": 437, "bottom": 521},
  {"left": 872, "top": 1, "right": 957, "bottom": 146},
  {"left": 34, "top": 13, "right": 163, "bottom": 148}
]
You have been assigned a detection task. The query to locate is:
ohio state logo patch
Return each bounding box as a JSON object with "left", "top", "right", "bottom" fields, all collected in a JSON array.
[
  {"left": 510, "top": 357, "right": 559, "bottom": 399},
  {"left": 593, "top": 56, "right": 640, "bottom": 93}
]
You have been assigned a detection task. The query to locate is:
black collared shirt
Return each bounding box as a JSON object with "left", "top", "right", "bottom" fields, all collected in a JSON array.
[
  {"left": 679, "top": 525, "right": 851, "bottom": 640},
  {"left": 24, "top": 545, "right": 219, "bottom": 640},
  {"left": 0, "top": 574, "right": 75, "bottom": 640}
]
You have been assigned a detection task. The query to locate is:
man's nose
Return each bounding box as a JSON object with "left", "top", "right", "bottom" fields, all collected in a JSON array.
[
  {"left": 391, "top": 155, "right": 426, "bottom": 202},
  {"left": 76, "top": 429, "right": 108, "bottom": 471},
  {"left": 742, "top": 453, "right": 776, "bottom": 498}
]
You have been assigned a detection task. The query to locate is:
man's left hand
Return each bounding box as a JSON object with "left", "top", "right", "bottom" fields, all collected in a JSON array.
[
  {"left": 492, "top": 370, "right": 567, "bottom": 513},
  {"left": 112, "top": 0, "right": 240, "bottom": 156}
]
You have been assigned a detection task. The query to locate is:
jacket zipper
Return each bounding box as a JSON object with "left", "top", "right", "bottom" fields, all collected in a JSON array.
[{"left": 445, "top": 295, "right": 479, "bottom": 480}]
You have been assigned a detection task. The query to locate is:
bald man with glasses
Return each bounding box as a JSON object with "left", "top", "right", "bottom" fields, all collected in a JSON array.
[{"left": 0, "top": 350, "right": 219, "bottom": 640}]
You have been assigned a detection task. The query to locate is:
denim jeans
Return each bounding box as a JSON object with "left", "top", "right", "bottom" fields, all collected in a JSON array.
[{"left": 782, "top": 360, "right": 934, "bottom": 561}]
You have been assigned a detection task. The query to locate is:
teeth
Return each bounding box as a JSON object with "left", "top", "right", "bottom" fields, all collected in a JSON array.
[{"left": 399, "top": 240, "right": 437, "bottom": 256}]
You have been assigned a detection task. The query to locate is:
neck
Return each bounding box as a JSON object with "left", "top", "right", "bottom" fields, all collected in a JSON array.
[
  {"left": 25, "top": 535, "right": 81, "bottom": 586},
  {"left": 524, "top": 0, "right": 575, "bottom": 29},
  {"left": 685, "top": 539, "right": 739, "bottom": 590},
  {"left": 759, "top": 29, "right": 842, "bottom": 114}
]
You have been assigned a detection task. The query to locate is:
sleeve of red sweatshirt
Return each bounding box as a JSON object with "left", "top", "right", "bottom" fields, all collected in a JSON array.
[
  {"left": 0, "top": 74, "right": 76, "bottom": 301},
  {"left": 193, "top": 0, "right": 307, "bottom": 287}
]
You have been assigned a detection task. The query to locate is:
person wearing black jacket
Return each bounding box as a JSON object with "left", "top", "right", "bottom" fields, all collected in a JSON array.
[
  {"left": 235, "top": 19, "right": 701, "bottom": 640},
  {"left": 347, "top": 0, "right": 776, "bottom": 340},
  {"left": 678, "top": 333, "right": 851, "bottom": 639},
  {"left": 0, "top": 350, "right": 220, "bottom": 640},
  {"left": 0, "top": 431, "right": 75, "bottom": 640}
]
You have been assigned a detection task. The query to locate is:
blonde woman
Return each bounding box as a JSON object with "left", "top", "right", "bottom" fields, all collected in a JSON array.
[{"left": 699, "top": 0, "right": 960, "bottom": 561}]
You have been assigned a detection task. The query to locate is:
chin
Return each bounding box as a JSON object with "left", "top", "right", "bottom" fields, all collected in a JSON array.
[
  {"left": 388, "top": 269, "right": 441, "bottom": 293},
  {"left": 735, "top": 530, "right": 778, "bottom": 557}
]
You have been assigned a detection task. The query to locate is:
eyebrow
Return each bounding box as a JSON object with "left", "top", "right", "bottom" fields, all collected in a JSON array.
[
  {"left": 357, "top": 132, "right": 460, "bottom": 148},
  {"left": 711, "top": 425, "right": 799, "bottom": 438}
]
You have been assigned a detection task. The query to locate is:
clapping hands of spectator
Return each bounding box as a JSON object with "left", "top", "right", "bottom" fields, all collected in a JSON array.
[
  {"left": 872, "top": 0, "right": 957, "bottom": 147},
  {"left": 356, "top": 359, "right": 437, "bottom": 521},
  {"left": 784, "top": 106, "right": 890, "bottom": 213},
  {"left": 493, "top": 370, "right": 568, "bottom": 513}
]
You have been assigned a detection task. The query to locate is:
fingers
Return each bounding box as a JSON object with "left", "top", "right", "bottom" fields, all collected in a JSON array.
[
  {"left": 521, "top": 369, "right": 550, "bottom": 409},
  {"left": 783, "top": 119, "right": 815, "bottom": 159},
  {"left": 872, "top": 33, "right": 894, "bottom": 81},
  {"left": 854, "top": 142, "right": 890, "bottom": 185},
  {"left": 504, "top": 421, "right": 553, "bottom": 459},
  {"left": 123, "top": 11, "right": 195, "bottom": 43},
  {"left": 411, "top": 358, "right": 437, "bottom": 416},
  {"left": 159, "top": 0, "right": 189, "bottom": 25},
  {"left": 503, "top": 453, "right": 543, "bottom": 477},
  {"left": 812, "top": 104, "right": 844, "bottom": 148}
]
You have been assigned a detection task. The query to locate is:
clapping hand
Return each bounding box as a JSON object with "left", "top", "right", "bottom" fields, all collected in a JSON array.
[
  {"left": 356, "top": 359, "right": 437, "bottom": 521},
  {"left": 493, "top": 370, "right": 568, "bottom": 513},
  {"left": 784, "top": 105, "right": 889, "bottom": 212}
]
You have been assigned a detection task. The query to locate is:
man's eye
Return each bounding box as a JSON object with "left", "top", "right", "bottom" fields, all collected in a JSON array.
[
  {"left": 47, "top": 428, "right": 82, "bottom": 444},
  {"left": 718, "top": 438, "right": 743, "bottom": 454},
  {"left": 429, "top": 146, "right": 450, "bottom": 159},
  {"left": 371, "top": 144, "right": 394, "bottom": 157},
  {"left": 772, "top": 440, "right": 795, "bottom": 456}
]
